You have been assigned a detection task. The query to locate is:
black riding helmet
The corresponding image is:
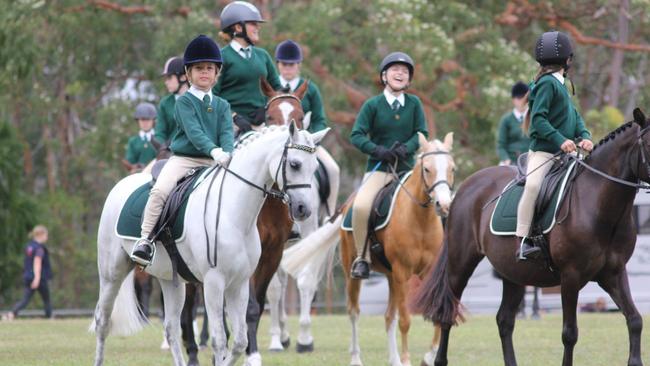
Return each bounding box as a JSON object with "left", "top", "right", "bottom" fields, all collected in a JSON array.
[
  {"left": 220, "top": 1, "right": 265, "bottom": 46},
  {"left": 275, "top": 40, "right": 303, "bottom": 63},
  {"left": 162, "top": 57, "right": 185, "bottom": 76},
  {"left": 535, "top": 31, "right": 573, "bottom": 66},
  {"left": 183, "top": 35, "right": 222, "bottom": 67},
  {"left": 511, "top": 81, "right": 529, "bottom": 98},
  {"left": 379, "top": 52, "right": 415, "bottom": 84}
]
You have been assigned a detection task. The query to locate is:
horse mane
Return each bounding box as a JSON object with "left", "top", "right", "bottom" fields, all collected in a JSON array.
[
  {"left": 592, "top": 121, "right": 635, "bottom": 151},
  {"left": 233, "top": 125, "right": 289, "bottom": 154}
]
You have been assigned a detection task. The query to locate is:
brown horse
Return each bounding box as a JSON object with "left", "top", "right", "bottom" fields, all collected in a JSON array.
[{"left": 416, "top": 110, "right": 649, "bottom": 366}]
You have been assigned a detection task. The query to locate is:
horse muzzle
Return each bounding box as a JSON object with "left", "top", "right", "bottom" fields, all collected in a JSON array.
[{"left": 289, "top": 200, "right": 312, "bottom": 221}]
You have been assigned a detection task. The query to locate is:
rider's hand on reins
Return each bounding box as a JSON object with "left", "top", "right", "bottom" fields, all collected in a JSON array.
[{"left": 560, "top": 139, "right": 577, "bottom": 153}]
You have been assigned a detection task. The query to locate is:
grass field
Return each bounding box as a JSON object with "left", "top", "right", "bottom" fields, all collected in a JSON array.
[{"left": 0, "top": 313, "right": 648, "bottom": 365}]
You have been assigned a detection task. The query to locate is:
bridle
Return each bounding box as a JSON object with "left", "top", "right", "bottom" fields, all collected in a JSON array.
[
  {"left": 388, "top": 149, "right": 453, "bottom": 208},
  {"left": 265, "top": 93, "right": 303, "bottom": 127},
  {"left": 272, "top": 137, "right": 316, "bottom": 204}
]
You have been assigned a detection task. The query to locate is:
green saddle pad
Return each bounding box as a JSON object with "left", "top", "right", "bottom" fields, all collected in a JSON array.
[
  {"left": 116, "top": 169, "right": 208, "bottom": 240},
  {"left": 490, "top": 161, "right": 576, "bottom": 236},
  {"left": 341, "top": 171, "right": 412, "bottom": 232}
]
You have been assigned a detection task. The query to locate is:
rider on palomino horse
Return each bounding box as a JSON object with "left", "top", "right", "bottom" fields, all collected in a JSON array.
[
  {"left": 130, "top": 34, "right": 234, "bottom": 266},
  {"left": 123, "top": 102, "right": 158, "bottom": 174},
  {"left": 213, "top": 1, "right": 282, "bottom": 134},
  {"left": 156, "top": 56, "right": 189, "bottom": 145},
  {"left": 516, "top": 31, "right": 593, "bottom": 260},
  {"left": 349, "top": 52, "right": 428, "bottom": 279},
  {"left": 275, "top": 39, "right": 340, "bottom": 217}
]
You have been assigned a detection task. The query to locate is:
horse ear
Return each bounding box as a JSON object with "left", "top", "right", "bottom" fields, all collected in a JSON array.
[
  {"left": 633, "top": 108, "right": 647, "bottom": 127},
  {"left": 311, "top": 127, "right": 330, "bottom": 145},
  {"left": 303, "top": 111, "right": 312, "bottom": 131},
  {"left": 417, "top": 132, "right": 428, "bottom": 152},
  {"left": 294, "top": 79, "right": 309, "bottom": 100},
  {"left": 289, "top": 119, "right": 298, "bottom": 139},
  {"left": 260, "top": 77, "right": 276, "bottom": 98},
  {"left": 443, "top": 132, "right": 454, "bottom": 151}
]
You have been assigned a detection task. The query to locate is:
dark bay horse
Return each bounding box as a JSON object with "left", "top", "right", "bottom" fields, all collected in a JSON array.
[{"left": 416, "top": 110, "right": 649, "bottom": 366}]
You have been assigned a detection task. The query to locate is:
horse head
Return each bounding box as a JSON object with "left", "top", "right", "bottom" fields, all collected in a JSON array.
[
  {"left": 633, "top": 107, "right": 650, "bottom": 182},
  {"left": 417, "top": 132, "right": 455, "bottom": 216},
  {"left": 260, "top": 77, "right": 309, "bottom": 129},
  {"left": 269, "top": 121, "right": 329, "bottom": 221}
]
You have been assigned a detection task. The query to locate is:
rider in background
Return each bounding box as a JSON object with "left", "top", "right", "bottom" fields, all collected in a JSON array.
[
  {"left": 275, "top": 39, "right": 340, "bottom": 217},
  {"left": 516, "top": 31, "right": 593, "bottom": 260},
  {"left": 214, "top": 1, "right": 282, "bottom": 134},
  {"left": 124, "top": 102, "right": 158, "bottom": 173},
  {"left": 496, "top": 81, "right": 530, "bottom": 166},
  {"left": 3, "top": 225, "right": 54, "bottom": 320},
  {"left": 156, "top": 56, "right": 189, "bottom": 144},
  {"left": 348, "top": 52, "right": 428, "bottom": 279},
  {"left": 131, "top": 35, "right": 234, "bottom": 266}
]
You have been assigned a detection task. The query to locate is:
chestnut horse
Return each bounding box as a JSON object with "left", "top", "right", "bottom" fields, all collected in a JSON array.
[
  {"left": 283, "top": 133, "right": 454, "bottom": 366},
  {"left": 416, "top": 111, "right": 649, "bottom": 366}
]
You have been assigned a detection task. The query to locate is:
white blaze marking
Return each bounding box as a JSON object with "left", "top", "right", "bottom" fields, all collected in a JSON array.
[{"left": 278, "top": 101, "right": 294, "bottom": 126}]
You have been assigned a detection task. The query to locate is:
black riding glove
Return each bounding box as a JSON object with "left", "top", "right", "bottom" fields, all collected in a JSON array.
[
  {"left": 372, "top": 145, "right": 396, "bottom": 164},
  {"left": 390, "top": 142, "right": 409, "bottom": 160},
  {"left": 233, "top": 114, "right": 253, "bottom": 133}
]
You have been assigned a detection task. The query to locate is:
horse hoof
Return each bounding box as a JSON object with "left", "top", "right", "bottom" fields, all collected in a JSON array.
[
  {"left": 296, "top": 342, "right": 313, "bottom": 353},
  {"left": 281, "top": 337, "right": 291, "bottom": 349},
  {"left": 187, "top": 355, "right": 200, "bottom": 366}
]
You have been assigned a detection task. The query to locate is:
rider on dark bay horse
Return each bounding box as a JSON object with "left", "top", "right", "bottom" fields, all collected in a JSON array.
[
  {"left": 131, "top": 34, "right": 234, "bottom": 266},
  {"left": 516, "top": 31, "right": 593, "bottom": 260},
  {"left": 275, "top": 39, "right": 340, "bottom": 217},
  {"left": 349, "top": 52, "right": 429, "bottom": 279},
  {"left": 213, "top": 1, "right": 282, "bottom": 135},
  {"left": 156, "top": 56, "right": 189, "bottom": 145}
]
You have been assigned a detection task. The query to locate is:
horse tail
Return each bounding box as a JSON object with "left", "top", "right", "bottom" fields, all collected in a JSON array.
[
  {"left": 88, "top": 269, "right": 148, "bottom": 336},
  {"left": 414, "top": 241, "right": 464, "bottom": 326},
  {"left": 281, "top": 215, "right": 342, "bottom": 280}
]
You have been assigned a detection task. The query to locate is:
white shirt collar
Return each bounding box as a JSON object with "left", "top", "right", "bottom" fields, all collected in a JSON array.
[
  {"left": 383, "top": 88, "right": 405, "bottom": 107},
  {"left": 139, "top": 129, "right": 154, "bottom": 141},
  {"left": 552, "top": 72, "right": 565, "bottom": 85},
  {"left": 230, "top": 40, "right": 250, "bottom": 58},
  {"left": 279, "top": 76, "right": 300, "bottom": 92},
  {"left": 188, "top": 85, "right": 212, "bottom": 103},
  {"left": 513, "top": 108, "right": 528, "bottom": 122}
]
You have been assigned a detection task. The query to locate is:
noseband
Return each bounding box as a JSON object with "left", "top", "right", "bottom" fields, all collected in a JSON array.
[
  {"left": 272, "top": 137, "right": 317, "bottom": 204},
  {"left": 419, "top": 150, "right": 453, "bottom": 196}
]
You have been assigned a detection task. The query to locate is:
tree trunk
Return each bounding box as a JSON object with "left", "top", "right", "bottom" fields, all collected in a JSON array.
[{"left": 605, "top": 0, "right": 629, "bottom": 108}]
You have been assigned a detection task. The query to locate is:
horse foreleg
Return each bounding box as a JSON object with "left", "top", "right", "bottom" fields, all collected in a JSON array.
[
  {"left": 347, "top": 277, "right": 363, "bottom": 366},
  {"left": 560, "top": 274, "right": 580, "bottom": 366},
  {"left": 597, "top": 269, "right": 643, "bottom": 366},
  {"left": 160, "top": 279, "right": 187, "bottom": 366},
  {"left": 181, "top": 284, "right": 200, "bottom": 366},
  {"left": 267, "top": 272, "right": 286, "bottom": 351},
  {"left": 496, "top": 279, "right": 525, "bottom": 366},
  {"left": 203, "top": 271, "right": 227, "bottom": 366},
  {"left": 223, "top": 282, "right": 249, "bottom": 366},
  {"left": 296, "top": 271, "right": 317, "bottom": 352},
  {"left": 385, "top": 276, "right": 401, "bottom": 366}
]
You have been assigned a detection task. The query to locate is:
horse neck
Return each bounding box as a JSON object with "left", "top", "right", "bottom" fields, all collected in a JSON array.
[
  {"left": 401, "top": 164, "right": 438, "bottom": 220},
  {"left": 218, "top": 133, "right": 284, "bottom": 230},
  {"left": 578, "top": 127, "right": 639, "bottom": 208}
]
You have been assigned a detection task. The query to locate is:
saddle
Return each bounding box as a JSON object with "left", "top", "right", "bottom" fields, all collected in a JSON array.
[
  {"left": 365, "top": 178, "right": 402, "bottom": 271},
  {"left": 490, "top": 154, "right": 577, "bottom": 237}
]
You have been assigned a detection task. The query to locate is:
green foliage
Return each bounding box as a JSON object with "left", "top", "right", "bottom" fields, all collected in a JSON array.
[
  {"left": 0, "top": 121, "right": 37, "bottom": 301},
  {"left": 584, "top": 106, "right": 626, "bottom": 142}
]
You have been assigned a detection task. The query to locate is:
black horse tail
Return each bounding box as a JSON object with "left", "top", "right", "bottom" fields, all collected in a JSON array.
[{"left": 414, "top": 241, "right": 464, "bottom": 326}]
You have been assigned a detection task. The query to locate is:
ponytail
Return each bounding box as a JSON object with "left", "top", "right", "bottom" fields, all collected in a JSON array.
[{"left": 522, "top": 64, "right": 564, "bottom": 134}]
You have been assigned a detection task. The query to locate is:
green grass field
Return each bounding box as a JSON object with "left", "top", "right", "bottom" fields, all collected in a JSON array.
[{"left": 0, "top": 313, "right": 648, "bottom": 365}]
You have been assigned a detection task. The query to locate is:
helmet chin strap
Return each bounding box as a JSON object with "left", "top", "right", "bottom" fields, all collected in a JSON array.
[
  {"left": 174, "top": 75, "right": 188, "bottom": 94},
  {"left": 233, "top": 22, "right": 255, "bottom": 46}
]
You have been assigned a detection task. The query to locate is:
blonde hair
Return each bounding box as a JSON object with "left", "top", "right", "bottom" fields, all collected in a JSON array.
[
  {"left": 29, "top": 225, "right": 48, "bottom": 239},
  {"left": 522, "top": 64, "right": 564, "bottom": 134}
]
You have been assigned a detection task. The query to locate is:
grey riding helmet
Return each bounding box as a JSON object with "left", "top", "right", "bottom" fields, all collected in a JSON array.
[
  {"left": 535, "top": 31, "right": 573, "bottom": 66},
  {"left": 161, "top": 56, "right": 185, "bottom": 76},
  {"left": 220, "top": 1, "right": 265, "bottom": 30},
  {"left": 134, "top": 102, "right": 157, "bottom": 120},
  {"left": 379, "top": 52, "right": 415, "bottom": 83}
]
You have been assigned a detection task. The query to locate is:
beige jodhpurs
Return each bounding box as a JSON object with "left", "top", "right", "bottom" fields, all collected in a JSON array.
[
  {"left": 351, "top": 171, "right": 394, "bottom": 262},
  {"left": 515, "top": 150, "right": 555, "bottom": 237},
  {"left": 140, "top": 155, "right": 212, "bottom": 238}
]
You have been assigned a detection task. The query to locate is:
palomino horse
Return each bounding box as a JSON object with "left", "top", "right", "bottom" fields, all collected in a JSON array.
[
  {"left": 91, "top": 123, "right": 328, "bottom": 366},
  {"left": 416, "top": 110, "right": 649, "bottom": 366},
  {"left": 283, "top": 133, "right": 454, "bottom": 366}
]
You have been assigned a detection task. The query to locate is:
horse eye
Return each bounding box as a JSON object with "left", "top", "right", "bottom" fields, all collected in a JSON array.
[
  {"left": 290, "top": 160, "right": 301, "bottom": 170},
  {"left": 424, "top": 167, "right": 430, "bottom": 173}
]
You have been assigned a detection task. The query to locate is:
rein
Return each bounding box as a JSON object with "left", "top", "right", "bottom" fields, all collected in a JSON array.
[
  {"left": 387, "top": 150, "right": 452, "bottom": 209},
  {"left": 205, "top": 134, "right": 317, "bottom": 268}
]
